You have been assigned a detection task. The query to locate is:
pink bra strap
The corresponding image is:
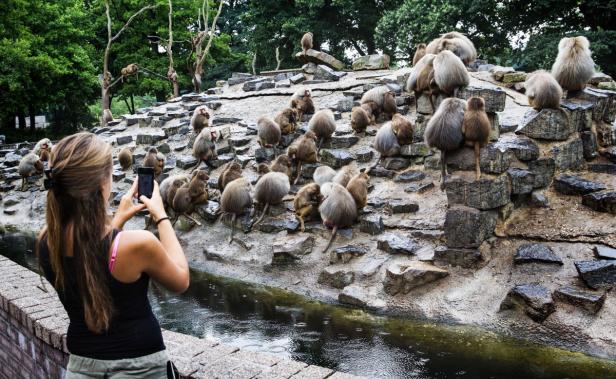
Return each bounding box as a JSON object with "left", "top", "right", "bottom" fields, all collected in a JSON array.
[{"left": 109, "top": 231, "right": 123, "bottom": 273}]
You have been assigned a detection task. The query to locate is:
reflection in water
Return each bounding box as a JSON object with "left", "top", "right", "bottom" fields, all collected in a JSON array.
[{"left": 2, "top": 236, "right": 616, "bottom": 378}]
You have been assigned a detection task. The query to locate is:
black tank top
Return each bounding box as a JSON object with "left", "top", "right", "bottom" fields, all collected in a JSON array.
[{"left": 38, "top": 229, "right": 165, "bottom": 360}]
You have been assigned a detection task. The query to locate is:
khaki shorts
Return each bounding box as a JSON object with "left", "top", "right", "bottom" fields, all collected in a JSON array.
[{"left": 65, "top": 350, "right": 168, "bottom": 379}]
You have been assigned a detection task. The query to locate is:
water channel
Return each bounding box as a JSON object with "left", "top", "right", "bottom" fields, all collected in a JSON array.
[{"left": 2, "top": 232, "right": 616, "bottom": 378}]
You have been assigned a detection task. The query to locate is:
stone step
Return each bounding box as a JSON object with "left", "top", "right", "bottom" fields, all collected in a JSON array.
[{"left": 499, "top": 284, "right": 556, "bottom": 322}]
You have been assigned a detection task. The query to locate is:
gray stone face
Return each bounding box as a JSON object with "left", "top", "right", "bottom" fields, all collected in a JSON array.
[
  {"left": 242, "top": 77, "right": 274, "bottom": 92},
  {"left": 444, "top": 205, "right": 497, "bottom": 248},
  {"left": 337, "top": 97, "right": 354, "bottom": 112},
  {"left": 553, "top": 286, "right": 606, "bottom": 314},
  {"left": 255, "top": 214, "right": 300, "bottom": 233},
  {"left": 575, "top": 260, "right": 616, "bottom": 289},
  {"left": 553, "top": 175, "right": 606, "bottom": 195},
  {"left": 404, "top": 182, "right": 435, "bottom": 193},
  {"left": 271, "top": 235, "right": 314, "bottom": 264},
  {"left": 296, "top": 49, "right": 346, "bottom": 70},
  {"left": 580, "top": 131, "right": 599, "bottom": 160},
  {"left": 551, "top": 137, "right": 584, "bottom": 170},
  {"left": 359, "top": 214, "right": 384, "bottom": 235},
  {"left": 500, "top": 284, "right": 556, "bottom": 322},
  {"left": 443, "top": 174, "right": 511, "bottom": 210},
  {"left": 508, "top": 168, "right": 535, "bottom": 195},
  {"left": 325, "top": 135, "right": 359, "bottom": 149},
  {"left": 602, "top": 146, "right": 616, "bottom": 163},
  {"left": 329, "top": 245, "right": 367, "bottom": 264},
  {"left": 433, "top": 246, "right": 482, "bottom": 268},
  {"left": 400, "top": 142, "right": 431, "bottom": 158},
  {"left": 582, "top": 191, "right": 616, "bottom": 214},
  {"left": 596, "top": 122, "right": 616, "bottom": 147},
  {"left": 395, "top": 170, "right": 426, "bottom": 183},
  {"left": 492, "top": 134, "right": 539, "bottom": 162},
  {"left": 319, "top": 149, "right": 354, "bottom": 168},
  {"left": 352, "top": 54, "right": 390, "bottom": 70},
  {"left": 136, "top": 131, "right": 166, "bottom": 145},
  {"left": 318, "top": 266, "right": 354, "bottom": 289},
  {"left": 588, "top": 162, "right": 616, "bottom": 174},
  {"left": 289, "top": 73, "right": 306, "bottom": 84},
  {"left": 456, "top": 85, "right": 506, "bottom": 113},
  {"left": 313, "top": 65, "right": 346, "bottom": 81},
  {"left": 377, "top": 233, "right": 420, "bottom": 255},
  {"left": 382, "top": 157, "right": 410, "bottom": 170},
  {"left": 176, "top": 156, "right": 198, "bottom": 169},
  {"left": 517, "top": 108, "right": 574, "bottom": 141},
  {"left": 561, "top": 100, "right": 594, "bottom": 131},
  {"left": 446, "top": 145, "right": 513, "bottom": 175},
  {"left": 387, "top": 199, "right": 419, "bottom": 214},
  {"left": 384, "top": 261, "right": 449, "bottom": 295},
  {"left": 577, "top": 87, "right": 615, "bottom": 122},
  {"left": 594, "top": 245, "right": 616, "bottom": 260},
  {"left": 528, "top": 158, "right": 555, "bottom": 188},
  {"left": 195, "top": 201, "right": 221, "bottom": 222},
  {"left": 353, "top": 146, "right": 374, "bottom": 162},
  {"left": 254, "top": 147, "right": 275, "bottom": 163},
  {"left": 514, "top": 243, "right": 563, "bottom": 265},
  {"left": 227, "top": 73, "right": 257, "bottom": 85}
]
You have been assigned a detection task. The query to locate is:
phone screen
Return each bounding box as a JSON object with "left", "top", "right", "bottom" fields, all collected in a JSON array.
[{"left": 137, "top": 167, "right": 155, "bottom": 201}]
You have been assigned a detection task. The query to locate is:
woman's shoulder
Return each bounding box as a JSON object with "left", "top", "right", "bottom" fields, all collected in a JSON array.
[{"left": 117, "top": 230, "right": 159, "bottom": 256}]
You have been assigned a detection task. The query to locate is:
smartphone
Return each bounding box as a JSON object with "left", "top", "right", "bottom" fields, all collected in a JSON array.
[{"left": 137, "top": 167, "right": 155, "bottom": 201}]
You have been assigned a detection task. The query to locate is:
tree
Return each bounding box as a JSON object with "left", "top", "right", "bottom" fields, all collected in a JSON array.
[{"left": 188, "top": 0, "right": 224, "bottom": 93}]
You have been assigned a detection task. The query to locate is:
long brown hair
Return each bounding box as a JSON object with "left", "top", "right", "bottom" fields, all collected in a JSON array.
[{"left": 38, "top": 132, "right": 114, "bottom": 333}]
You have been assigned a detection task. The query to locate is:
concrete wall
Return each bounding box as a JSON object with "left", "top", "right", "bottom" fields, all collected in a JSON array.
[{"left": 0, "top": 256, "right": 358, "bottom": 379}]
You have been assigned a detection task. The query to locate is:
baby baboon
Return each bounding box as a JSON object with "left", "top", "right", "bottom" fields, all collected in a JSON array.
[
  {"left": 33, "top": 138, "right": 52, "bottom": 161},
  {"left": 425, "top": 98, "right": 467, "bottom": 181},
  {"left": 373, "top": 122, "right": 400, "bottom": 168},
  {"left": 120, "top": 63, "right": 139, "bottom": 81},
  {"left": 252, "top": 171, "right": 290, "bottom": 227},
  {"left": 361, "top": 101, "right": 379, "bottom": 121},
  {"left": 551, "top": 36, "right": 595, "bottom": 94},
  {"left": 525, "top": 70, "right": 563, "bottom": 110},
  {"left": 192, "top": 128, "right": 218, "bottom": 172},
  {"left": 143, "top": 147, "right": 164, "bottom": 177},
  {"left": 160, "top": 174, "right": 190, "bottom": 209},
  {"left": 332, "top": 165, "right": 358, "bottom": 188},
  {"left": 383, "top": 90, "right": 397, "bottom": 120},
  {"left": 346, "top": 171, "right": 369, "bottom": 210},
  {"left": 290, "top": 89, "right": 315, "bottom": 118},
  {"left": 413, "top": 43, "right": 427, "bottom": 66},
  {"left": 309, "top": 109, "right": 336, "bottom": 149},
  {"left": 313, "top": 165, "right": 336, "bottom": 186},
  {"left": 301, "top": 32, "right": 313, "bottom": 54},
  {"left": 294, "top": 183, "right": 323, "bottom": 232},
  {"left": 288, "top": 130, "right": 318, "bottom": 184},
  {"left": 351, "top": 106, "right": 371, "bottom": 134},
  {"left": 318, "top": 183, "right": 357, "bottom": 254},
  {"left": 171, "top": 185, "right": 202, "bottom": 227},
  {"left": 275, "top": 108, "right": 300, "bottom": 135},
  {"left": 406, "top": 53, "right": 437, "bottom": 112},
  {"left": 257, "top": 116, "right": 281, "bottom": 149},
  {"left": 270, "top": 154, "right": 293, "bottom": 178},
  {"left": 218, "top": 161, "right": 243, "bottom": 192},
  {"left": 18, "top": 153, "right": 44, "bottom": 191},
  {"left": 391, "top": 114, "right": 414, "bottom": 146},
  {"left": 191, "top": 106, "right": 210, "bottom": 134},
  {"left": 462, "top": 97, "right": 491, "bottom": 180},
  {"left": 188, "top": 170, "right": 210, "bottom": 205},
  {"left": 118, "top": 147, "right": 133, "bottom": 170},
  {"left": 220, "top": 177, "right": 252, "bottom": 243},
  {"left": 433, "top": 50, "right": 469, "bottom": 97}
]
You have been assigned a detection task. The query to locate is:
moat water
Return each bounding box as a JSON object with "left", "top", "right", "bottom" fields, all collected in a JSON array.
[{"left": 2, "top": 232, "right": 616, "bottom": 378}]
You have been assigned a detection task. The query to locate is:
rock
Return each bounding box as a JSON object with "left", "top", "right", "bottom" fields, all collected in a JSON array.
[
  {"left": 553, "top": 175, "right": 606, "bottom": 195},
  {"left": 602, "top": 146, "right": 616, "bottom": 163},
  {"left": 507, "top": 168, "right": 535, "bottom": 195},
  {"left": 255, "top": 214, "right": 300, "bottom": 233},
  {"left": 528, "top": 158, "right": 555, "bottom": 188},
  {"left": 582, "top": 191, "right": 616, "bottom": 214},
  {"left": 395, "top": 170, "right": 426, "bottom": 183},
  {"left": 359, "top": 214, "right": 384, "bottom": 235},
  {"left": 112, "top": 170, "right": 125, "bottom": 182},
  {"left": 296, "top": 49, "right": 345, "bottom": 71},
  {"left": 400, "top": 142, "right": 431, "bottom": 158},
  {"left": 337, "top": 97, "right": 354, "bottom": 112},
  {"left": 242, "top": 77, "right": 274, "bottom": 91},
  {"left": 318, "top": 266, "right": 354, "bottom": 289},
  {"left": 228, "top": 136, "right": 251, "bottom": 147},
  {"left": 404, "top": 182, "right": 435, "bottom": 193},
  {"left": 275, "top": 80, "right": 291, "bottom": 88},
  {"left": 368, "top": 166, "right": 395, "bottom": 178},
  {"left": 596, "top": 122, "right": 616, "bottom": 147},
  {"left": 588, "top": 162, "right": 616, "bottom": 175},
  {"left": 254, "top": 147, "right": 276, "bottom": 163},
  {"left": 2, "top": 195, "right": 19, "bottom": 207},
  {"left": 209, "top": 154, "right": 234, "bottom": 168},
  {"left": 329, "top": 245, "right": 368, "bottom": 264},
  {"left": 594, "top": 245, "right": 616, "bottom": 260},
  {"left": 580, "top": 131, "right": 599, "bottom": 159},
  {"left": 382, "top": 157, "right": 410, "bottom": 170},
  {"left": 387, "top": 199, "right": 419, "bottom": 214},
  {"left": 358, "top": 257, "right": 388, "bottom": 278},
  {"left": 136, "top": 131, "right": 166, "bottom": 145},
  {"left": 383, "top": 261, "right": 449, "bottom": 295},
  {"left": 194, "top": 201, "right": 221, "bottom": 222},
  {"left": 589, "top": 72, "right": 613, "bottom": 85},
  {"left": 514, "top": 243, "right": 563, "bottom": 265},
  {"left": 554, "top": 286, "right": 606, "bottom": 314},
  {"left": 517, "top": 108, "right": 574, "bottom": 141},
  {"left": 289, "top": 73, "right": 306, "bottom": 84},
  {"left": 598, "top": 81, "right": 616, "bottom": 91},
  {"left": 575, "top": 260, "right": 616, "bottom": 289},
  {"left": 500, "top": 284, "right": 556, "bottom": 322},
  {"left": 227, "top": 73, "right": 256, "bottom": 86},
  {"left": 338, "top": 285, "right": 385, "bottom": 309},
  {"left": 551, "top": 137, "right": 584, "bottom": 170},
  {"left": 445, "top": 145, "right": 513, "bottom": 175},
  {"left": 319, "top": 149, "right": 354, "bottom": 168},
  {"left": 302, "top": 62, "right": 317, "bottom": 74},
  {"left": 377, "top": 233, "right": 420, "bottom": 255},
  {"left": 443, "top": 174, "right": 511, "bottom": 210},
  {"left": 313, "top": 65, "right": 346, "bottom": 82},
  {"left": 457, "top": 85, "right": 506, "bottom": 113},
  {"left": 272, "top": 235, "right": 314, "bottom": 264},
  {"left": 560, "top": 100, "right": 593, "bottom": 131},
  {"left": 114, "top": 135, "right": 133, "bottom": 146},
  {"left": 444, "top": 205, "right": 497, "bottom": 248},
  {"left": 176, "top": 156, "right": 198, "bottom": 169},
  {"left": 3, "top": 153, "right": 22, "bottom": 167},
  {"left": 501, "top": 71, "right": 527, "bottom": 83},
  {"left": 352, "top": 54, "right": 390, "bottom": 70},
  {"left": 577, "top": 88, "right": 614, "bottom": 123},
  {"left": 492, "top": 134, "right": 539, "bottom": 161},
  {"left": 433, "top": 246, "right": 482, "bottom": 268}
]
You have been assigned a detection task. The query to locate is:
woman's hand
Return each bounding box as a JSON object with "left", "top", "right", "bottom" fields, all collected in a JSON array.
[
  {"left": 111, "top": 179, "right": 146, "bottom": 229},
  {"left": 139, "top": 180, "right": 167, "bottom": 221}
]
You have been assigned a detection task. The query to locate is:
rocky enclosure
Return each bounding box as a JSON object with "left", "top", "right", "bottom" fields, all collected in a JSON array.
[{"left": 1, "top": 63, "right": 616, "bottom": 360}]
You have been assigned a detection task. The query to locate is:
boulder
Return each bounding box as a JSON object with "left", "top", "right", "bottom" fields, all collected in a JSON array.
[
  {"left": 404, "top": 182, "right": 435, "bottom": 193},
  {"left": 368, "top": 166, "right": 395, "bottom": 178},
  {"left": 296, "top": 49, "right": 345, "bottom": 71},
  {"left": 553, "top": 175, "right": 606, "bottom": 195},
  {"left": 400, "top": 142, "right": 431, "bottom": 158},
  {"left": 507, "top": 168, "right": 535, "bottom": 195},
  {"left": 302, "top": 62, "right": 318, "bottom": 74},
  {"left": 514, "top": 243, "right": 563, "bottom": 265},
  {"left": 255, "top": 214, "right": 300, "bottom": 234},
  {"left": 588, "top": 162, "right": 616, "bottom": 175},
  {"left": 394, "top": 170, "right": 426, "bottom": 183},
  {"left": 387, "top": 199, "right": 419, "bottom": 214},
  {"left": 377, "top": 233, "right": 420, "bottom": 255},
  {"left": 553, "top": 286, "right": 606, "bottom": 314},
  {"left": 602, "top": 146, "right": 616, "bottom": 163},
  {"left": 445, "top": 145, "right": 513, "bottom": 175},
  {"left": 175, "top": 156, "right": 198, "bottom": 169},
  {"left": 577, "top": 87, "right": 615, "bottom": 123},
  {"left": 582, "top": 191, "right": 616, "bottom": 214},
  {"left": 337, "top": 97, "right": 354, "bottom": 112},
  {"left": 116, "top": 135, "right": 133, "bottom": 145},
  {"left": 359, "top": 214, "right": 385, "bottom": 235},
  {"left": 574, "top": 260, "right": 616, "bottom": 289},
  {"left": 492, "top": 134, "right": 539, "bottom": 161},
  {"left": 596, "top": 122, "right": 616, "bottom": 147},
  {"left": 227, "top": 72, "right": 257, "bottom": 86},
  {"left": 444, "top": 205, "right": 497, "bottom": 248},
  {"left": 490, "top": 66, "right": 515, "bottom": 81},
  {"left": 289, "top": 73, "right": 306, "bottom": 84},
  {"left": 254, "top": 147, "right": 276, "bottom": 163},
  {"left": 580, "top": 131, "right": 599, "bottom": 159},
  {"left": 551, "top": 137, "right": 584, "bottom": 170},
  {"left": 384, "top": 261, "right": 449, "bottom": 295},
  {"left": 352, "top": 54, "right": 390, "bottom": 70},
  {"left": 382, "top": 157, "right": 410, "bottom": 170},
  {"left": 499, "top": 284, "right": 556, "bottom": 322},
  {"left": 319, "top": 149, "right": 355, "bottom": 168},
  {"left": 433, "top": 246, "right": 482, "bottom": 268},
  {"left": 329, "top": 245, "right": 368, "bottom": 264},
  {"left": 527, "top": 158, "right": 555, "bottom": 188},
  {"left": 313, "top": 65, "right": 346, "bottom": 81},
  {"left": 501, "top": 72, "right": 527, "bottom": 83},
  {"left": 242, "top": 77, "right": 274, "bottom": 92},
  {"left": 352, "top": 146, "right": 374, "bottom": 162},
  {"left": 517, "top": 108, "right": 574, "bottom": 141},
  {"left": 456, "top": 85, "right": 506, "bottom": 113},
  {"left": 136, "top": 131, "right": 166, "bottom": 145},
  {"left": 443, "top": 174, "right": 511, "bottom": 210},
  {"left": 318, "top": 266, "right": 354, "bottom": 289},
  {"left": 561, "top": 100, "right": 594, "bottom": 131},
  {"left": 195, "top": 201, "right": 221, "bottom": 223},
  {"left": 594, "top": 245, "right": 616, "bottom": 260}
]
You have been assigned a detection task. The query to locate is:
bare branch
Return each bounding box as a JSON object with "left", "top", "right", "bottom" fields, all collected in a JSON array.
[
  {"left": 167, "top": 0, "right": 174, "bottom": 68},
  {"left": 110, "top": 4, "right": 157, "bottom": 43},
  {"left": 252, "top": 51, "right": 257, "bottom": 75},
  {"left": 197, "top": 0, "right": 223, "bottom": 67},
  {"left": 108, "top": 76, "right": 123, "bottom": 89},
  {"left": 202, "top": 0, "right": 209, "bottom": 32},
  {"left": 275, "top": 47, "right": 282, "bottom": 71}
]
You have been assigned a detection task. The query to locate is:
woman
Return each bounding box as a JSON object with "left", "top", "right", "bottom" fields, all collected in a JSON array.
[{"left": 37, "top": 132, "right": 189, "bottom": 378}]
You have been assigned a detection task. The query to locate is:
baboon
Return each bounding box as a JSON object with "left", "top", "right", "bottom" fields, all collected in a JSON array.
[
  {"left": 171, "top": 185, "right": 202, "bottom": 227},
  {"left": 252, "top": 172, "right": 291, "bottom": 227},
  {"left": 433, "top": 50, "right": 469, "bottom": 97},
  {"left": 373, "top": 122, "right": 400, "bottom": 168},
  {"left": 406, "top": 53, "right": 437, "bottom": 112},
  {"left": 18, "top": 153, "right": 44, "bottom": 191},
  {"left": 346, "top": 171, "right": 369, "bottom": 210},
  {"left": 351, "top": 106, "right": 371, "bottom": 133},
  {"left": 313, "top": 165, "right": 336, "bottom": 186},
  {"left": 143, "top": 147, "right": 164, "bottom": 177},
  {"left": 426, "top": 32, "right": 477, "bottom": 66},
  {"left": 275, "top": 108, "right": 300, "bottom": 135},
  {"left": 218, "top": 161, "right": 243, "bottom": 192},
  {"left": 290, "top": 89, "right": 315, "bottom": 118},
  {"left": 120, "top": 64, "right": 139, "bottom": 81},
  {"left": 191, "top": 106, "right": 210, "bottom": 134},
  {"left": 160, "top": 174, "right": 190, "bottom": 209},
  {"left": 361, "top": 86, "right": 396, "bottom": 119},
  {"left": 309, "top": 109, "right": 336, "bottom": 148},
  {"left": 188, "top": 170, "right": 209, "bottom": 205},
  {"left": 332, "top": 165, "right": 358, "bottom": 188},
  {"left": 525, "top": 70, "right": 563, "bottom": 110},
  {"left": 288, "top": 130, "right": 318, "bottom": 184},
  {"left": 551, "top": 36, "right": 595, "bottom": 93},
  {"left": 220, "top": 177, "right": 252, "bottom": 243},
  {"left": 318, "top": 183, "right": 357, "bottom": 254},
  {"left": 391, "top": 114, "right": 414, "bottom": 145},
  {"left": 118, "top": 147, "right": 133, "bottom": 170},
  {"left": 257, "top": 116, "right": 281, "bottom": 149},
  {"left": 412, "top": 43, "right": 427, "bottom": 66},
  {"left": 383, "top": 90, "right": 398, "bottom": 120},
  {"left": 361, "top": 101, "right": 379, "bottom": 121},
  {"left": 256, "top": 163, "right": 270, "bottom": 176},
  {"left": 192, "top": 128, "right": 218, "bottom": 172},
  {"left": 33, "top": 138, "right": 52, "bottom": 160},
  {"left": 301, "top": 32, "right": 313, "bottom": 54},
  {"left": 425, "top": 98, "right": 467, "bottom": 181},
  {"left": 270, "top": 154, "right": 293, "bottom": 178},
  {"left": 462, "top": 97, "right": 491, "bottom": 180},
  {"left": 294, "top": 183, "right": 322, "bottom": 232}
]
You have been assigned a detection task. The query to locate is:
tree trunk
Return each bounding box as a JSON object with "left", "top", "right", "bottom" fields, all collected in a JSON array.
[
  {"left": 192, "top": 73, "right": 202, "bottom": 93},
  {"left": 17, "top": 111, "right": 26, "bottom": 130},
  {"left": 130, "top": 94, "right": 135, "bottom": 114},
  {"left": 366, "top": 38, "right": 376, "bottom": 55},
  {"left": 172, "top": 80, "right": 179, "bottom": 98},
  {"left": 28, "top": 105, "right": 36, "bottom": 132}
]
